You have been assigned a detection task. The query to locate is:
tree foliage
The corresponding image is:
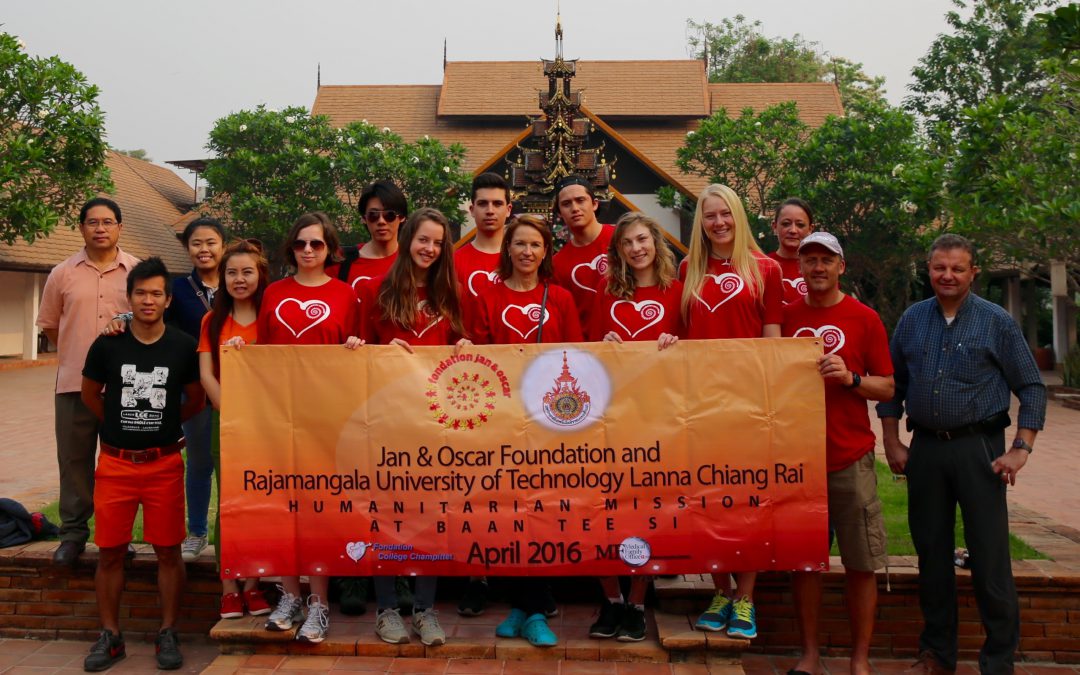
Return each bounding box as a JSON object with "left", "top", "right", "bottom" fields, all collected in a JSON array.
[
  {"left": 905, "top": 0, "right": 1058, "bottom": 131},
  {"left": 686, "top": 17, "right": 886, "bottom": 112},
  {"left": 203, "top": 106, "right": 471, "bottom": 254},
  {"left": 0, "top": 31, "right": 111, "bottom": 245},
  {"left": 771, "top": 105, "right": 942, "bottom": 330},
  {"left": 674, "top": 102, "right": 809, "bottom": 218}
]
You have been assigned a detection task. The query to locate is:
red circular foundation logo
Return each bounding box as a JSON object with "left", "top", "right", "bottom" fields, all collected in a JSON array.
[{"left": 426, "top": 365, "right": 498, "bottom": 430}]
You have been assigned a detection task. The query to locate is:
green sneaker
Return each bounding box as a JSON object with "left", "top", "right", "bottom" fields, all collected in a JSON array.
[{"left": 694, "top": 592, "right": 732, "bottom": 632}]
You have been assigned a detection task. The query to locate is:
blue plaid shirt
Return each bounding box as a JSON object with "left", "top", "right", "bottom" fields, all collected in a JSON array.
[{"left": 876, "top": 292, "right": 1046, "bottom": 431}]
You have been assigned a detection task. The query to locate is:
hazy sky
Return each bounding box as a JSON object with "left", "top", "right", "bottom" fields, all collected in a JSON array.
[{"left": 7, "top": 0, "right": 956, "bottom": 182}]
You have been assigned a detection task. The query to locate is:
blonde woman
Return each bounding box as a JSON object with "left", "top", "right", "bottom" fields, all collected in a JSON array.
[{"left": 679, "top": 184, "right": 783, "bottom": 640}]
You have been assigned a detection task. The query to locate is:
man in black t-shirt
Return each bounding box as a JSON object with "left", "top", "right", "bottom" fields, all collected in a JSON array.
[{"left": 80, "top": 258, "right": 204, "bottom": 672}]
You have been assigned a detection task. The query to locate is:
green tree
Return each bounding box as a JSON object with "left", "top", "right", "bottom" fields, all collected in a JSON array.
[
  {"left": 113, "top": 148, "right": 150, "bottom": 161},
  {"left": 0, "top": 31, "right": 111, "bottom": 245},
  {"left": 203, "top": 106, "right": 471, "bottom": 258},
  {"left": 906, "top": 0, "right": 1059, "bottom": 132},
  {"left": 673, "top": 102, "right": 809, "bottom": 218},
  {"left": 771, "top": 104, "right": 942, "bottom": 330},
  {"left": 686, "top": 17, "right": 886, "bottom": 112}
]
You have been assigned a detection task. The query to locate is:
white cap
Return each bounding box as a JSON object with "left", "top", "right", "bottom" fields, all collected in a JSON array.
[{"left": 798, "top": 232, "right": 843, "bottom": 258}]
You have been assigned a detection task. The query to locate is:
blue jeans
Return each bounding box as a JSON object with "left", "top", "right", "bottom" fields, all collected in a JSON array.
[{"left": 183, "top": 404, "right": 214, "bottom": 536}]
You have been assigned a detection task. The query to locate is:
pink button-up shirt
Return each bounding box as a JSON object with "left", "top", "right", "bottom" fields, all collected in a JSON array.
[{"left": 36, "top": 248, "right": 140, "bottom": 394}]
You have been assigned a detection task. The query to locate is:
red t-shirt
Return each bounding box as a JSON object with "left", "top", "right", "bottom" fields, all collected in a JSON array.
[
  {"left": 782, "top": 294, "right": 893, "bottom": 472},
  {"left": 454, "top": 243, "right": 502, "bottom": 300},
  {"left": 552, "top": 224, "right": 615, "bottom": 327},
  {"left": 357, "top": 280, "right": 460, "bottom": 346},
  {"left": 679, "top": 253, "right": 784, "bottom": 339},
  {"left": 767, "top": 251, "right": 807, "bottom": 305},
  {"left": 588, "top": 280, "right": 685, "bottom": 342},
  {"left": 326, "top": 249, "right": 398, "bottom": 294},
  {"left": 257, "top": 277, "right": 359, "bottom": 345},
  {"left": 465, "top": 282, "right": 583, "bottom": 345}
]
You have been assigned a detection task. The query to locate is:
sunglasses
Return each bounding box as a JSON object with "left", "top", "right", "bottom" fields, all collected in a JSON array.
[
  {"left": 290, "top": 239, "right": 327, "bottom": 252},
  {"left": 364, "top": 209, "right": 402, "bottom": 225}
]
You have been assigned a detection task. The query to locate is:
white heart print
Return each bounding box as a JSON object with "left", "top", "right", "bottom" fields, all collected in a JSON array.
[
  {"left": 501, "top": 303, "right": 550, "bottom": 340},
  {"left": 785, "top": 277, "right": 808, "bottom": 296},
  {"left": 794, "top": 324, "right": 846, "bottom": 355},
  {"left": 345, "top": 541, "right": 368, "bottom": 562},
  {"left": 571, "top": 253, "right": 608, "bottom": 292},
  {"left": 610, "top": 300, "right": 665, "bottom": 338},
  {"left": 412, "top": 301, "right": 443, "bottom": 338},
  {"left": 275, "top": 299, "right": 331, "bottom": 338},
  {"left": 694, "top": 273, "right": 745, "bottom": 312},
  {"left": 467, "top": 269, "right": 501, "bottom": 297}
]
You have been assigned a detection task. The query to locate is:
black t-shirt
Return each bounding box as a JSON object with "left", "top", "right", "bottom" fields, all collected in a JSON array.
[{"left": 82, "top": 327, "right": 199, "bottom": 450}]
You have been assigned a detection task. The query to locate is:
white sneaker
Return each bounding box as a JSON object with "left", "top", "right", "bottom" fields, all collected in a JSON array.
[
  {"left": 296, "top": 596, "right": 329, "bottom": 644},
  {"left": 412, "top": 608, "right": 445, "bottom": 646},
  {"left": 375, "top": 608, "right": 409, "bottom": 644},
  {"left": 180, "top": 535, "right": 207, "bottom": 562},
  {"left": 265, "top": 587, "right": 303, "bottom": 631}
]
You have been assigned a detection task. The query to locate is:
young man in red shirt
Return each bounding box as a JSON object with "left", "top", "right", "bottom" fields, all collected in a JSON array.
[
  {"left": 456, "top": 172, "right": 512, "bottom": 300},
  {"left": 328, "top": 180, "right": 408, "bottom": 294},
  {"left": 781, "top": 232, "right": 894, "bottom": 675},
  {"left": 551, "top": 175, "right": 614, "bottom": 327}
]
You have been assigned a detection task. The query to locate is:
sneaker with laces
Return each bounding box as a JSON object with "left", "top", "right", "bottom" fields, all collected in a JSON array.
[
  {"left": 154, "top": 627, "right": 183, "bottom": 670},
  {"left": 694, "top": 592, "right": 732, "bottom": 632},
  {"left": 220, "top": 592, "right": 244, "bottom": 619},
  {"left": 412, "top": 608, "right": 446, "bottom": 646},
  {"left": 180, "top": 535, "right": 207, "bottom": 562},
  {"left": 265, "top": 587, "right": 304, "bottom": 631},
  {"left": 296, "top": 596, "right": 330, "bottom": 644},
  {"left": 588, "top": 600, "right": 624, "bottom": 638},
  {"left": 726, "top": 596, "right": 757, "bottom": 639},
  {"left": 244, "top": 588, "right": 272, "bottom": 616},
  {"left": 457, "top": 578, "right": 488, "bottom": 616},
  {"left": 375, "top": 607, "right": 410, "bottom": 644},
  {"left": 495, "top": 608, "right": 527, "bottom": 638},
  {"left": 84, "top": 629, "right": 125, "bottom": 672},
  {"left": 616, "top": 605, "right": 647, "bottom": 642}
]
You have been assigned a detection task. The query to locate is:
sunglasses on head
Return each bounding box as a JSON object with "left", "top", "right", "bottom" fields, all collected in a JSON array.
[
  {"left": 290, "top": 239, "right": 327, "bottom": 252},
  {"left": 364, "top": 209, "right": 402, "bottom": 224}
]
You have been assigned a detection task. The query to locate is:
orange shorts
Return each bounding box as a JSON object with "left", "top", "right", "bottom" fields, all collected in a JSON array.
[{"left": 93, "top": 451, "right": 185, "bottom": 549}]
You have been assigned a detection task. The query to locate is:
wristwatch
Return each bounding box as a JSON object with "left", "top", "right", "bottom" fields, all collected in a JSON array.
[
  {"left": 845, "top": 372, "right": 862, "bottom": 389},
  {"left": 1011, "top": 438, "right": 1033, "bottom": 454}
]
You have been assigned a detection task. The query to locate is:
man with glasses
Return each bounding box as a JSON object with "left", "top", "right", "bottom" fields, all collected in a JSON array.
[
  {"left": 37, "top": 198, "right": 140, "bottom": 568},
  {"left": 330, "top": 180, "right": 409, "bottom": 294}
]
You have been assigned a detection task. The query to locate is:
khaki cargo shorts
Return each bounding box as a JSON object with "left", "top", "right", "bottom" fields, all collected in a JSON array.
[{"left": 828, "top": 451, "right": 887, "bottom": 572}]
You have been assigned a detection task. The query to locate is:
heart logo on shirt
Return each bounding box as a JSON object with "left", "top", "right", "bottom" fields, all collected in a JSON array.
[
  {"left": 794, "top": 324, "right": 846, "bottom": 355},
  {"left": 571, "top": 254, "right": 609, "bottom": 292},
  {"left": 275, "top": 299, "right": 331, "bottom": 339},
  {"left": 694, "top": 273, "right": 745, "bottom": 312},
  {"left": 412, "top": 301, "right": 443, "bottom": 338},
  {"left": 467, "top": 270, "right": 502, "bottom": 297},
  {"left": 611, "top": 300, "right": 665, "bottom": 338},
  {"left": 785, "top": 277, "right": 808, "bottom": 296},
  {"left": 501, "top": 303, "right": 550, "bottom": 340},
  {"left": 350, "top": 275, "right": 374, "bottom": 291}
]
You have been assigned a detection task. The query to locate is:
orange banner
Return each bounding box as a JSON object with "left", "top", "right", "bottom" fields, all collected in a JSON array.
[{"left": 218, "top": 338, "right": 828, "bottom": 579}]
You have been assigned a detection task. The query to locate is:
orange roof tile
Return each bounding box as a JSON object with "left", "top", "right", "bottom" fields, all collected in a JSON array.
[
  {"left": 437, "top": 60, "right": 708, "bottom": 118},
  {"left": 0, "top": 152, "right": 190, "bottom": 273},
  {"left": 709, "top": 82, "right": 843, "bottom": 126}
]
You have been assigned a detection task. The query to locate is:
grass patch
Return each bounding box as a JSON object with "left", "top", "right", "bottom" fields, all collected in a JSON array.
[{"left": 827, "top": 460, "right": 1046, "bottom": 559}]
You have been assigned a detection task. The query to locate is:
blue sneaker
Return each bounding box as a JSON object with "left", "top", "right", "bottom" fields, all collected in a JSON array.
[
  {"left": 521, "top": 613, "right": 557, "bottom": 647},
  {"left": 694, "top": 592, "right": 732, "bottom": 632},
  {"left": 495, "top": 608, "right": 527, "bottom": 638},
  {"left": 726, "top": 596, "right": 757, "bottom": 639}
]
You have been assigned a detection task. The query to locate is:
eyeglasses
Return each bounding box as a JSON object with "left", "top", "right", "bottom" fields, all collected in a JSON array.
[
  {"left": 290, "top": 239, "right": 327, "bottom": 252},
  {"left": 83, "top": 219, "right": 119, "bottom": 229},
  {"left": 364, "top": 209, "right": 402, "bottom": 225}
]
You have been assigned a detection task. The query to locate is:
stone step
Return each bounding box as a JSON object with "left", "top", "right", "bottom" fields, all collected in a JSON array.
[{"left": 210, "top": 601, "right": 728, "bottom": 665}]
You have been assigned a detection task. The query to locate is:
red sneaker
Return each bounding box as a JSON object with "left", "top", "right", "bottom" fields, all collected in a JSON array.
[
  {"left": 244, "top": 588, "right": 272, "bottom": 616},
  {"left": 220, "top": 593, "right": 244, "bottom": 619}
]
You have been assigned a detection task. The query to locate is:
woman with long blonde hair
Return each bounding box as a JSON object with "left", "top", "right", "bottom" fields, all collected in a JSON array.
[{"left": 679, "top": 184, "right": 783, "bottom": 641}]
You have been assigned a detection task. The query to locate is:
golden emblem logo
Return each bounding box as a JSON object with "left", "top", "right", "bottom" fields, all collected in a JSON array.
[{"left": 542, "top": 351, "right": 592, "bottom": 426}]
